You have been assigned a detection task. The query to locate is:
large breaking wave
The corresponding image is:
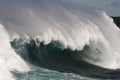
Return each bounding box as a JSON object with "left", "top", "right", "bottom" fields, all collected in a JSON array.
[{"left": 0, "top": 0, "right": 120, "bottom": 79}]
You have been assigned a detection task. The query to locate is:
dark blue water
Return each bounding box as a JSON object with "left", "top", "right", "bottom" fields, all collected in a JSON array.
[
  {"left": 11, "top": 39, "right": 120, "bottom": 80},
  {"left": 13, "top": 64, "right": 98, "bottom": 80}
]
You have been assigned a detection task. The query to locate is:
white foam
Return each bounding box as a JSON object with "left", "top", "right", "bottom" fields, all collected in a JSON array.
[
  {"left": 0, "top": 24, "right": 30, "bottom": 80},
  {"left": 0, "top": 0, "right": 120, "bottom": 70}
]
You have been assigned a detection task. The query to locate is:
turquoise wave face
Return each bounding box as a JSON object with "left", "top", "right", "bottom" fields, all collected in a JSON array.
[{"left": 10, "top": 39, "right": 120, "bottom": 79}]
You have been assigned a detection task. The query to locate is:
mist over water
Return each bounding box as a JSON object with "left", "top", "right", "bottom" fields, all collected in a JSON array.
[{"left": 0, "top": 0, "right": 120, "bottom": 80}]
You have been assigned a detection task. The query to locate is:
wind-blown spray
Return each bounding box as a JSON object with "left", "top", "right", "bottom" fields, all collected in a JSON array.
[{"left": 0, "top": 0, "right": 120, "bottom": 79}]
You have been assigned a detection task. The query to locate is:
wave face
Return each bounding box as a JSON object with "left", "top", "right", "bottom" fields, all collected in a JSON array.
[
  {"left": 0, "top": 0, "right": 120, "bottom": 79},
  {"left": 10, "top": 39, "right": 120, "bottom": 79}
]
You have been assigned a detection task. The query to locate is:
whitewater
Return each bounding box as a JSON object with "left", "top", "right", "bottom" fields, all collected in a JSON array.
[{"left": 0, "top": 0, "right": 120, "bottom": 80}]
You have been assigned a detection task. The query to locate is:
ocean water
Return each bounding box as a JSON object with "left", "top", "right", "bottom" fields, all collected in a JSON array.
[
  {"left": 13, "top": 64, "right": 95, "bottom": 80},
  {"left": 0, "top": 0, "right": 120, "bottom": 80}
]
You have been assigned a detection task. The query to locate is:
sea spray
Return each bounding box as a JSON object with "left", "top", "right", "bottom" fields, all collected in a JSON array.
[
  {"left": 0, "top": 0, "right": 120, "bottom": 79},
  {"left": 0, "top": 24, "right": 30, "bottom": 79}
]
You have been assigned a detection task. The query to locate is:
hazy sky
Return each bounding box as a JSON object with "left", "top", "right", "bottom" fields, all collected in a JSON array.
[
  {"left": 0, "top": 0, "right": 120, "bottom": 16},
  {"left": 63, "top": 0, "right": 120, "bottom": 16}
]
